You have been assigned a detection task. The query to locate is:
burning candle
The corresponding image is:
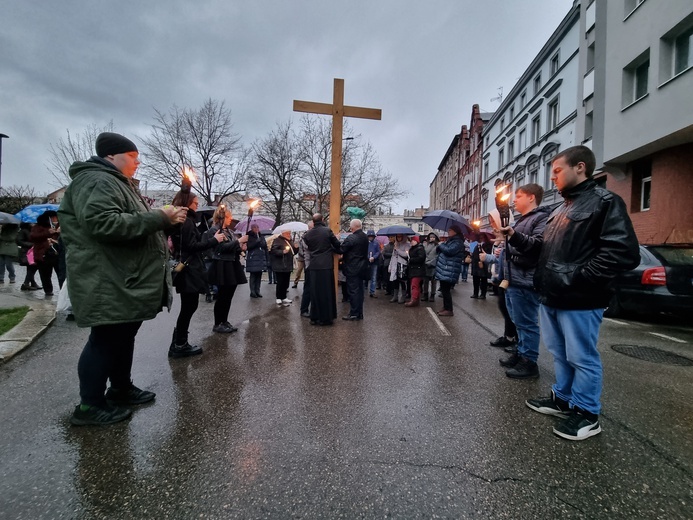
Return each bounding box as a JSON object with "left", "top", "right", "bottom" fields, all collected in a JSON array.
[{"left": 245, "top": 198, "right": 260, "bottom": 235}]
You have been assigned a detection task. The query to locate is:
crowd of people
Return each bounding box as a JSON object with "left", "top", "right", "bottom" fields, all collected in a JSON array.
[{"left": 13, "top": 132, "right": 638, "bottom": 443}]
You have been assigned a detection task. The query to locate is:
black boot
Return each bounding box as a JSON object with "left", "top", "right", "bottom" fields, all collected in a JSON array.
[
  {"left": 505, "top": 357, "right": 539, "bottom": 379},
  {"left": 168, "top": 328, "right": 203, "bottom": 358}
]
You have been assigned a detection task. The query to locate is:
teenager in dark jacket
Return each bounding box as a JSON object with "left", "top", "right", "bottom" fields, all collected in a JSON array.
[
  {"left": 405, "top": 235, "right": 426, "bottom": 307},
  {"left": 245, "top": 223, "right": 267, "bottom": 298},
  {"left": 204, "top": 206, "right": 248, "bottom": 333},
  {"left": 269, "top": 230, "right": 295, "bottom": 305},
  {"left": 496, "top": 184, "right": 551, "bottom": 379},
  {"left": 169, "top": 190, "right": 224, "bottom": 357},
  {"left": 470, "top": 235, "right": 492, "bottom": 299},
  {"left": 526, "top": 146, "right": 639, "bottom": 441}
]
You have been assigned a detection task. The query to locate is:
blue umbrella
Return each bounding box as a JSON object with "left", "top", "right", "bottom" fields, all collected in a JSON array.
[
  {"left": 14, "top": 204, "right": 60, "bottom": 223},
  {"left": 376, "top": 225, "right": 416, "bottom": 236},
  {"left": 422, "top": 210, "right": 472, "bottom": 234}
]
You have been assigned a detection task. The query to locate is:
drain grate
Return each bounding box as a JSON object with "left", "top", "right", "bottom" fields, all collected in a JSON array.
[{"left": 611, "top": 345, "right": 693, "bottom": 366}]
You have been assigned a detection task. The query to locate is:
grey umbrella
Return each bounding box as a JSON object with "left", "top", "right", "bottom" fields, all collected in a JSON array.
[{"left": 0, "top": 211, "right": 21, "bottom": 225}]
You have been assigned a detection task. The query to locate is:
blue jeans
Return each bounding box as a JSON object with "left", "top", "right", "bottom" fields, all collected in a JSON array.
[
  {"left": 505, "top": 286, "right": 541, "bottom": 362},
  {"left": 369, "top": 263, "right": 378, "bottom": 294},
  {"left": 0, "top": 255, "right": 16, "bottom": 281},
  {"left": 539, "top": 305, "right": 605, "bottom": 415},
  {"left": 460, "top": 263, "right": 469, "bottom": 281}
]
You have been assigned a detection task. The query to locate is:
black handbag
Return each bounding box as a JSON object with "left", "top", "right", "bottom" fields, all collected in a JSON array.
[{"left": 169, "top": 230, "right": 187, "bottom": 285}]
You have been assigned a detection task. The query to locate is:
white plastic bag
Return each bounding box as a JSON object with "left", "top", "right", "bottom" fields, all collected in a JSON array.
[{"left": 57, "top": 282, "right": 72, "bottom": 313}]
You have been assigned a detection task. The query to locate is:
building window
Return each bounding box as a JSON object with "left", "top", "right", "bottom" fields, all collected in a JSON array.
[
  {"left": 586, "top": 42, "right": 595, "bottom": 71},
  {"left": 508, "top": 139, "right": 515, "bottom": 159},
  {"left": 533, "top": 73, "right": 542, "bottom": 95},
  {"left": 527, "top": 160, "right": 539, "bottom": 184},
  {"left": 641, "top": 176, "right": 651, "bottom": 211},
  {"left": 547, "top": 97, "right": 560, "bottom": 131},
  {"left": 625, "top": 0, "right": 646, "bottom": 17},
  {"left": 481, "top": 192, "right": 488, "bottom": 215},
  {"left": 674, "top": 26, "right": 693, "bottom": 75},
  {"left": 500, "top": 117, "right": 505, "bottom": 131},
  {"left": 485, "top": 136, "right": 490, "bottom": 148},
  {"left": 631, "top": 158, "right": 652, "bottom": 212},
  {"left": 622, "top": 49, "right": 650, "bottom": 106},
  {"left": 518, "top": 128, "right": 527, "bottom": 151},
  {"left": 550, "top": 51, "right": 561, "bottom": 75},
  {"left": 520, "top": 91, "right": 527, "bottom": 109},
  {"left": 584, "top": 112, "right": 593, "bottom": 140},
  {"left": 498, "top": 148, "right": 505, "bottom": 168},
  {"left": 531, "top": 115, "right": 541, "bottom": 143},
  {"left": 543, "top": 149, "right": 557, "bottom": 190},
  {"left": 418, "top": 223, "right": 424, "bottom": 232},
  {"left": 509, "top": 105, "right": 515, "bottom": 121},
  {"left": 484, "top": 161, "right": 489, "bottom": 180}
]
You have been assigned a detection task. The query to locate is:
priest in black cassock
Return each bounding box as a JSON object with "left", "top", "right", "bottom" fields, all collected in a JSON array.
[{"left": 302, "top": 213, "right": 341, "bottom": 326}]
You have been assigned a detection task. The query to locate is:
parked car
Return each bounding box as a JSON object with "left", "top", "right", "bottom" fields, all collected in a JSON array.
[{"left": 605, "top": 244, "right": 693, "bottom": 318}]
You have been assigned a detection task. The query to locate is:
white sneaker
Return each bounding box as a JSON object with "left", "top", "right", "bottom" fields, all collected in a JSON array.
[
  {"left": 282, "top": 298, "right": 293, "bottom": 305},
  {"left": 276, "top": 299, "right": 282, "bottom": 305}
]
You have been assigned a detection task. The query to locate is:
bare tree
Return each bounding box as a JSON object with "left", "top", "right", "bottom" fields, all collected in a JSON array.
[
  {"left": 46, "top": 122, "right": 114, "bottom": 187},
  {"left": 248, "top": 120, "right": 302, "bottom": 227},
  {"left": 0, "top": 185, "right": 40, "bottom": 214},
  {"left": 140, "top": 98, "right": 248, "bottom": 205}
]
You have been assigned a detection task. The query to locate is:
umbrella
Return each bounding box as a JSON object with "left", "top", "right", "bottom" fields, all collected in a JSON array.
[
  {"left": 272, "top": 221, "right": 309, "bottom": 234},
  {"left": 14, "top": 204, "right": 60, "bottom": 223},
  {"left": 376, "top": 225, "right": 416, "bottom": 236},
  {"left": 235, "top": 215, "right": 275, "bottom": 233},
  {"left": 0, "top": 211, "right": 21, "bottom": 225},
  {"left": 422, "top": 209, "right": 472, "bottom": 234}
]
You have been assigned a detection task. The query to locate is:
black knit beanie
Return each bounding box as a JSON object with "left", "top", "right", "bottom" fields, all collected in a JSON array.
[{"left": 95, "top": 132, "right": 138, "bottom": 157}]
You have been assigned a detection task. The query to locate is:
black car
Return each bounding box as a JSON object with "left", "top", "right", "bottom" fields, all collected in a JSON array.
[{"left": 605, "top": 244, "right": 693, "bottom": 318}]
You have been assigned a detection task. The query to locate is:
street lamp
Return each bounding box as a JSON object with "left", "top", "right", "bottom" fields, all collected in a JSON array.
[{"left": 0, "top": 133, "right": 8, "bottom": 189}]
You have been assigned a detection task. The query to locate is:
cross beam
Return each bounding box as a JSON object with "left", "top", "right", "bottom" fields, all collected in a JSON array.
[{"left": 293, "top": 78, "right": 381, "bottom": 296}]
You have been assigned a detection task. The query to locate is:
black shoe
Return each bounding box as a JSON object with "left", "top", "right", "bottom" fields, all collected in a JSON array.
[
  {"left": 257, "top": 293, "right": 263, "bottom": 298},
  {"left": 490, "top": 336, "right": 516, "bottom": 348},
  {"left": 505, "top": 357, "right": 539, "bottom": 379},
  {"left": 292, "top": 284, "right": 298, "bottom": 289},
  {"left": 213, "top": 322, "right": 237, "bottom": 333},
  {"left": 369, "top": 293, "right": 377, "bottom": 298},
  {"left": 21, "top": 284, "right": 30, "bottom": 291},
  {"left": 342, "top": 315, "right": 360, "bottom": 321},
  {"left": 168, "top": 342, "right": 203, "bottom": 358},
  {"left": 553, "top": 409, "right": 601, "bottom": 441},
  {"left": 66, "top": 313, "right": 76, "bottom": 321},
  {"left": 499, "top": 352, "right": 521, "bottom": 368},
  {"left": 301, "top": 312, "right": 311, "bottom": 318},
  {"left": 249, "top": 292, "right": 258, "bottom": 298},
  {"left": 478, "top": 295, "right": 486, "bottom": 300},
  {"left": 105, "top": 384, "right": 156, "bottom": 405},
  {"left": 526, "top": 390, "right": 570, "bottom": 417},
  {"left": 504, "top": 345, "right": 518, "bottom": 354},
  {"left": 470, "top": 295, "right": 478, "bottom": 299},
  {"left": 70, "top": 404, "right": 132, "bottom": 426},
  {"left": 205, "top": 294, "right": 213, "bottom": 302}
]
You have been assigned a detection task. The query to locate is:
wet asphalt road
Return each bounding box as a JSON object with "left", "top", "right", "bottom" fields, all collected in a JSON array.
[{"left": 1, "top": 280, "right": 692, "bottom": 519}]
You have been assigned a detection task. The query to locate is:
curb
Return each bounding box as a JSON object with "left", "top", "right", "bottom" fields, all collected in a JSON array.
[{"left": 0, "top": 304, "right": 56, "bottom": 364}]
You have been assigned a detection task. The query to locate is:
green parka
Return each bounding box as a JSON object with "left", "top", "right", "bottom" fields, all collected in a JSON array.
[{"left": 59, "top": 157, "right": 173, "bottom": 327}]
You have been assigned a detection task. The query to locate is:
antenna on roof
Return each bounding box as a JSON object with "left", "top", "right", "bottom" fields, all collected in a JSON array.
[{"left": 490, "top": 86, "right": 503, "bottom": 104}]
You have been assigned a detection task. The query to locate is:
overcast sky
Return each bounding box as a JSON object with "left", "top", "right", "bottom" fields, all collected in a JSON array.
[{"left": 1, "top": 0, "right": 573, "bottom": 212}]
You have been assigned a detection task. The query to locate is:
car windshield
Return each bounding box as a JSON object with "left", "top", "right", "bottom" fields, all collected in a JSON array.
[{"left": 649, "top": 246, "right": 693, "bottom": 266}]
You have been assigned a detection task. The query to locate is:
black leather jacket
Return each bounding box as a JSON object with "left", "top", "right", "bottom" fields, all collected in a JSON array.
[{"left": 534, "top": 179, "right": 639, "bottom": 310}]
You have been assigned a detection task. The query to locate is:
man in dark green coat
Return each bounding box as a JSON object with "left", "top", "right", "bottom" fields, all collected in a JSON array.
[{"left": 59, "top": 132, "right": 187, "bottom": 426}]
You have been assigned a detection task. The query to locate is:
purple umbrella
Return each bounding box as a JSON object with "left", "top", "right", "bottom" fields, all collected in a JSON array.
[{"left": 234, "top": 215, "right": 275, "bottom": 233}]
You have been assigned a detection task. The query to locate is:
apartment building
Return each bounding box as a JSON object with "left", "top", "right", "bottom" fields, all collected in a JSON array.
[
  {"left": 429, "top": 134, "right": 460, "bottom": 212},
  {"left": 591, "top": 0, "right": 693, "bottom": 244},
  {"left": 479, "top": 2, "right": 581, "bottom": 229},
  {"left": 456, "top": 105, "right": 493, "bottom": 222}
]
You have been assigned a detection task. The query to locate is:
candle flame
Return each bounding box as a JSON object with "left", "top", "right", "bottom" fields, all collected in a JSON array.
[
  {"left": 472, "top": 220, "right": 481, "bottom": 227},
  {"left": 501, "top": 194, "right": 511, "bottom": 202},
  {"left": 495, "top": 184, "right": 507, "bottom": 195},
  {"left": 248, "top": 199, "right": 260, "bottom": 210}
]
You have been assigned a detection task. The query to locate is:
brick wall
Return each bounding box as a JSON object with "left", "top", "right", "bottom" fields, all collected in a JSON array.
[{"left": 607, "top": 143, "right": 693, "bottom": 244}]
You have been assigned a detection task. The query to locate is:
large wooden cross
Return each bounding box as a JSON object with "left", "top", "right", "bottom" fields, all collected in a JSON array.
[{"left": 293, "top": 78, "right": 382, "bottom": 293}]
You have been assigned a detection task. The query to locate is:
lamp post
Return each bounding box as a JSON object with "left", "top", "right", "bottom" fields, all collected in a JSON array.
[{"left": 0, "top": 133, "right": 8, "bottom": 189}]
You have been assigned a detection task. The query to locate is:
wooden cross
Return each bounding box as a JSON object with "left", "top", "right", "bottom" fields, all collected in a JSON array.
[{"left": 294, "top": 78, "right": 382, "bottom": 292}]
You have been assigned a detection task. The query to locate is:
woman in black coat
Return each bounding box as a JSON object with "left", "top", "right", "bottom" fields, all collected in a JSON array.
[
  {"left": 245, "top": 223, "right": 267, "bottom": 298},
  {"left": 471, "top": 235, "right": 493, "bottom": 299},
  {"left": 203, "top": 206, "right": 248, "bottom": 333},
  {"left": 269, "top": 230, "right": 295, "bottom": 306},
  {"left": 405, "top": 236, "right": 426, "bottom": 307},
  {"left": 168, "top": 190, "right": 224, "bottom": 357}
]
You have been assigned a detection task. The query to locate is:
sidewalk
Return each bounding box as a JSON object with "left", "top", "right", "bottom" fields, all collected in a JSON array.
[{"left": 0, "top": 273, "right": 57, "bottom": 364}]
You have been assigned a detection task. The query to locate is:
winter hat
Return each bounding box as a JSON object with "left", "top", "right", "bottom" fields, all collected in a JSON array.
[
  {"left": 410, "top": 235, "right": 420, "bottom": 243},
  {"left": 95, "top": 132, "right": 138, "bottom": 157},
  {"left": 449, "top": 224, "right": 464, "bottom": 235},
  {"left": 366, "top": 230, "right": 376, "bottom": 236}
]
